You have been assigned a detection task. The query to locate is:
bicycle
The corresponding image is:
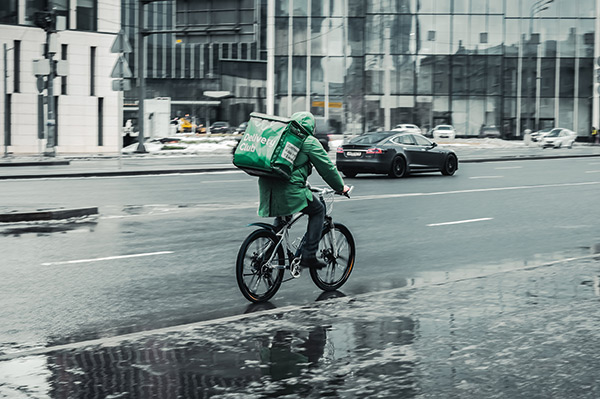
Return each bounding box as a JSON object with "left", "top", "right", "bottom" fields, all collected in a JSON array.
[{"left": 236, "top": 184, "right": 356, "bottom": 303}]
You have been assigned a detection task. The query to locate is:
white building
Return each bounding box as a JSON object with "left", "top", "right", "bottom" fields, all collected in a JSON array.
[{"left": 0, "top": 0, "right": 121, "bottom": 155}]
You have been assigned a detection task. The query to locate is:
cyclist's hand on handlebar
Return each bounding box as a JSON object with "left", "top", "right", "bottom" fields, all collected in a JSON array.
[{"left": 341, "top": 185, "right": 352, "bottom": 198}]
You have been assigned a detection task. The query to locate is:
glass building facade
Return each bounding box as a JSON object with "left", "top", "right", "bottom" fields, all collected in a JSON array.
[{"left": 274, "top": 0, "right": 597, "bottom": 137}]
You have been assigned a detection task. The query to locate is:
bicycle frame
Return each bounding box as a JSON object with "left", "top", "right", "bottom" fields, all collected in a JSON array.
[{"left": 251, "top": 191, "right": 338, "bottom": 277}]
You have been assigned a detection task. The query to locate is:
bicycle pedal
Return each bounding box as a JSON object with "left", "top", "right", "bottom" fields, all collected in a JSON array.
[{"left": 290, "top": 257, "right": 302, "bottom": 278}]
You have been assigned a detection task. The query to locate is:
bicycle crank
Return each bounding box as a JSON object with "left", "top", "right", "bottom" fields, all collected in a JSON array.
[{"left": 290, "top": 257, "right": 302, "bottom": 278}]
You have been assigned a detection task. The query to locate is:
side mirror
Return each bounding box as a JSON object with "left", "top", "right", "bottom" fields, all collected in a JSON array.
[{"left": 431, "top": 142, "right": 437, "bottom": 148}]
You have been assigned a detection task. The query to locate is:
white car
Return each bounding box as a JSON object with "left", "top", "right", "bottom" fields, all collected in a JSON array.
[
  {"left": 392, "top": 124, "right": 421, "bottom": 135},
  {"left": 540, "top": 128, "right": 577, "bottom": 148},
  {"left": 530, "top": 127, "right": 552, "bottom": 142},
  {"left": 432, "top": 125, "right": 456, "bottom": 140}
]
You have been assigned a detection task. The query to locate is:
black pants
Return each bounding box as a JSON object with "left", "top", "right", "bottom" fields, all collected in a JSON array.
[{"left": 275, "top": 197, "right": 325, "bottom": 260}]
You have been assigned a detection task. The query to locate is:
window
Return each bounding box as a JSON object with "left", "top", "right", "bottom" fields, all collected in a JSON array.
[
  {"left": 98, "top": 97, "right": 103, "bottom": 146},
  {"left": 61, "top": 44, "right": 67, "bottom": 95},
  {"left": 5, "top": 95, "right": 11, "bottom": 146},
  {"left": 413, "top": 135, "right": 432, "bottom": 146},
  {"left": 13, "top": 40, "right": 20, "bottom": 93},
  {"left": 0, "top": 0, "right": 18, "bottom": 24},
  {"left": 392, "top": 135, "right": 415, "bottom": 145},
  {"left": 77, "top": 0, "right": 97, "bottom": 31},
  {"left": 90, "top": 47, "right": 96, "bottom": 96}
]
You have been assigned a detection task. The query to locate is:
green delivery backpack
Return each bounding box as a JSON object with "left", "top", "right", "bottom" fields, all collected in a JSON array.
[{"left": 233, "top": 112, "right": 309, "bottom": 180}]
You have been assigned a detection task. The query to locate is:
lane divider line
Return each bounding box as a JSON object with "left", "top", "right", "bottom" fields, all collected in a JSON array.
[
  {"left": 41, "top": 251, "right": 174, "bottom": 266},
  {"left": 351, "top": 181, "right": 600, "bottom": 201},
  {"left": 469, "top": 175, "right": 504, "bottom": 179},
  {"left": 427, "top": 217, "right": 493, "bottom": 227},
  {"left": 495, "top": 166, "right": 523, "bottom": 170}
]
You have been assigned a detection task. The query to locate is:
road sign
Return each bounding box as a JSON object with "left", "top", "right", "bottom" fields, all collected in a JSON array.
[
  {"left": 112, "top": 79, "right": 131, "bottom": 91},
  {"left": 111, "top": 55, "right": 132, "bottom": 78},
  {"left": 56, "top": 60, "right": 68, "bottom": 76},
  {"left": 110, "top": 30, "right": 133, "bottom": 54},
  {"left": 32, "top": 59, "right": 50, "bottom": 76},
  {"left": 36, "top": 76, "right": 46, "bottom": 93}
]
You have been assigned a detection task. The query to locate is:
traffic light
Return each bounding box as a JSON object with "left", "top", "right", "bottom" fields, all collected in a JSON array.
[{"left": 33, "top": 11, "right": 56, "bottom": 32}]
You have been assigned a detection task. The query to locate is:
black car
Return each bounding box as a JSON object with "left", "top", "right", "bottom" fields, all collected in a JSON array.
[
  {"left": 209, "top": 121, "right": 231, "bottom": 134},
  {"left": 314, "top": 132, "right": 330, "bottom": 152},
  {"left": 336, "top": 131, "right": 458, "bottom": 178}
]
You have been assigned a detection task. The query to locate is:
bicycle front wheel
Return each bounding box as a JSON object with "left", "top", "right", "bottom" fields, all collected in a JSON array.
[
  {"left": 236, "top": 229, "right": 285, "bottom": 303},
  {"left": 310, "top": 223, "right": 356, "bottom": 291}
]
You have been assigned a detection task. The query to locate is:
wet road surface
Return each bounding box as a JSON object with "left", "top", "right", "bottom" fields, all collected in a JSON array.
[{"left": 1, "top": 254, "right": 599, "bottom": 398}]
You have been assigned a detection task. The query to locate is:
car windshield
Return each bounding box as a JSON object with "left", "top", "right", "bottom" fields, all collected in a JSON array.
[
  {"left": 546, "top": 129, "right": 562, "bottom": 137},
  {"left": 437, "top": 126, "right": 451, "bottom": 130},
  {"left": 350, "top": 133, "right": 394, "bottom": 144},
  {"left": 213, "top": 122, "right": 226, "bottom": 127}
]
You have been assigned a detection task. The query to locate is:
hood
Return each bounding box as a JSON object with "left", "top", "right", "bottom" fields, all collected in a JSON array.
[{"left": 290, "top": 111, "right": 315, "bottom": 136}]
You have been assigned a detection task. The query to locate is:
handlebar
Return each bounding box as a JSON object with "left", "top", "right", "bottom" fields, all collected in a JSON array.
[{"left": 307, "top": 183, "right": 353, "bottom": 198}]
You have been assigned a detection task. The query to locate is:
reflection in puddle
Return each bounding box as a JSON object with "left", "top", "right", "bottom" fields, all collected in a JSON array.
[
  {"left": 4, "top": 296, "right": 418, "bottom": 398},
  {"left": 2, "top": 257, "right": 599, "bottom": 397}
]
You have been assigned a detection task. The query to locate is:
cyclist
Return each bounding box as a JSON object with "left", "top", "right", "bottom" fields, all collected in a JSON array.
[{"left": 258, "top": 111, "right": 350, "bottom": 269}]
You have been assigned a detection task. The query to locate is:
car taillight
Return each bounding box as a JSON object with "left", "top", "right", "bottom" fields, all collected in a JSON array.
[
  {"left": 336, "top": 147, "right": 344, "bottom": 153},
  {"left": 366, "top": 148, "right": 384, "bottom": 154}
]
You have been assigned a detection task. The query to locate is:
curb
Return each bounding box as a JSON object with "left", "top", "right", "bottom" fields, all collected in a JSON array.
[
  {"left": 0, "top": 207, "right": 99, "bottom": 223},
  {"left": 0, "top": 167, "right": 236, "bottom": 180},
  {"left": 0, "top": 160, "right": 70, "bottom": 167}
]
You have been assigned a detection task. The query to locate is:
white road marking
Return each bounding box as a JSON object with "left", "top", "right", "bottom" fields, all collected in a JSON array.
[
  {"left": 585, "top": 170, "right": 600, "bottom": 173},
  {"left": 351, "top": 181, "right": 600, "bottom": 201},
  {"left": 495, "top": 166, "right": 523, "bottom": 170},
  {"left": 202, "top": 179, "right": 250, "bottom": 184},
  {"left": 469, "top": 175, "right": 504, "bottom": 179},
  {"left": 427, "top": 217, "right": 493, "bottom": 227},
  {"left": 42, "top": 251, "right": 174, "bottom": 266}
]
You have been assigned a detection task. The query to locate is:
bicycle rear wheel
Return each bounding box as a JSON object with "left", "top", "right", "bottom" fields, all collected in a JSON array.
[
  {"left": 236, "top": 229, "right": 285, "bottom": 303},
  {"left": 310, "top": 223, "right": 356, "bottom": 291}
]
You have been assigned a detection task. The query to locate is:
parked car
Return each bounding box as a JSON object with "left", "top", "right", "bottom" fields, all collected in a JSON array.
[
  {"left": 479, "top": 125, "right": 502, "bottom": 138},
  {"left": 336, "top": 131, "right": 458, "bottom": 178},
  {"left": 209, "top": 121, "right": 231, "bottom": 134},
  {"left": 530, "top": 127, "right": 552, "bottom": 142},
  {"left": 392, "top": 124, "right": 421, "bottom": 134},
  {"left": 540, "top": 128, "right": 577, "bottom": 148},
  {"left": 235, "top": 121, "right": 248, "bottom": 134},
  {"left": 432, "top": 125, "right": 456, "bottom": 140}
]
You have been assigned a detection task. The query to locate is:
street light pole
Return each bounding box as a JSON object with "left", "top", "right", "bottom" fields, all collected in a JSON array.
[
  {"left": 527, "top": 0, "right": 553, "bottom": 132},
  {"left": 3, "top": 43, "right": 10, "bottom": 158},
  {"left": 44, "top": 31, "right": 57, "bottom": 157},
  {"left": 135, "top": 0, "right": 147, "bottom": 153}
]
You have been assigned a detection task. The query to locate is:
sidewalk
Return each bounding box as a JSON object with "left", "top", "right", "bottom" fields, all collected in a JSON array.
[{"left": 1, "top": 254, "right": 599, "bottom": 398}]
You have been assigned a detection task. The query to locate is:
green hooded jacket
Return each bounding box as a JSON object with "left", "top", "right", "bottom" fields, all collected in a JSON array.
[{"left": 258, "top": 112, "right": 345, "bottom": 218}]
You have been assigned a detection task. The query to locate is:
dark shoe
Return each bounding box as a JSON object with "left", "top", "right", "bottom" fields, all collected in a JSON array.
[{"left": 300, "top": 256, "right": 327, "bottom": 269}]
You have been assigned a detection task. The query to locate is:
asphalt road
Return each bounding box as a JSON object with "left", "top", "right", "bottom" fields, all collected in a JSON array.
[{"left": 1, "top": 157, "right": 599, "bottom": 355}]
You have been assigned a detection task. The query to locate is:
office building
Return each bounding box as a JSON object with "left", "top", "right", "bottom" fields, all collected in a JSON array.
[{"left": 1, "top": 0, "right": 120, "bottom": 155}]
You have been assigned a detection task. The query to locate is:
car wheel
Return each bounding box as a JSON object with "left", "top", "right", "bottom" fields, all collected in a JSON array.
[
  {"left": 342, "top": 170, "right": 357, "bottom": 178},
  {"left": 388, "top": 156, "right": 406, "bottom": 178},
  {"left": 567, "top": 141, "right": 573, "bottom": 149},
  {"left": 441, "top": 154, "right": 457, "bottom": 176}
]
